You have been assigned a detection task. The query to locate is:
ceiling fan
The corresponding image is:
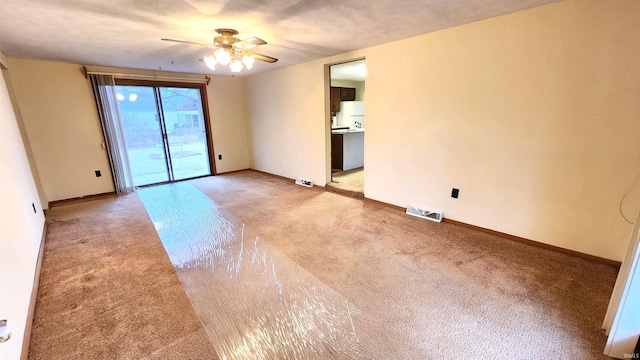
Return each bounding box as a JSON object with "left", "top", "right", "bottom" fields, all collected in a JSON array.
[{"left": 162, "top": 28, "right": 278, "bottom": 73}]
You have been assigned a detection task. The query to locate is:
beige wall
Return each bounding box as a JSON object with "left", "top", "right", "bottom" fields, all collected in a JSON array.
[
  {"left": 0, "top": 56, "right": 45, "bottom": 359},
  {"left": 243, "top": 0, "right": 640, "bottom": 261},
  {"left": 245, "top": 60, "right": 330, "bottom": 182},
  {"left": 8, "top": 59, "right": 114, "bottom": 203},
  {"left": 207, "top": 75, "right": 250, "bottom": 173},
  {"left": 8, "top": 60, "right": 250, "bottom": 203}
]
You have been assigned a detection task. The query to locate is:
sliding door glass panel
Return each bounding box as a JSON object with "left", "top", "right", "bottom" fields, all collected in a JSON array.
[
  {"left": 159, "top": 87, "right": 211, "bottom": 181},
  {"left": 116, "top": 85, "right": 170, "bottom": 186}
]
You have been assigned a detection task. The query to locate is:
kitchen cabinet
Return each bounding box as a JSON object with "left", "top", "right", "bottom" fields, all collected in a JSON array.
[
  {"left": 331, "top": 134, "right": 343, "bottom": 170},
  {"left": 340, "top": 87, "right": 356, "bottom": 101},
  {"left": 331, "top": 130, "right": 364, "bottom": 171},
  {"left": 330, "top": 87, "right": 357, "bottom": 113},
  {"left": 330, "top": 87, "right": 341, "bottom": 113}
]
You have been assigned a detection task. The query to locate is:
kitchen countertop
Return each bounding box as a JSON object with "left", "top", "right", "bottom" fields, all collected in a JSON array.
[{"left": 331, "top": 128, "right": 365, "bottom": 134}]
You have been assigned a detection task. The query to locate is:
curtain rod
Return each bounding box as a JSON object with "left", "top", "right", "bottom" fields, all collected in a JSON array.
[{"left": 82, "top": 66, "right": 210, "bottom": 85}]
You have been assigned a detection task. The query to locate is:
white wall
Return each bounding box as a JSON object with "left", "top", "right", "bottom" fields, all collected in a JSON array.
[
  {"left": 8, "top": 60, "right": 250, "bottom": 203},
  {"left": 0, "top": 54, "right": 45, "bottom": 360},
  {"left": 243, "top": 0, "right": 640, "bottom": 262}
]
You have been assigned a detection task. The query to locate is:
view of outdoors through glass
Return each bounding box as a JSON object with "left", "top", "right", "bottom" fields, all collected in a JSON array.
[{"left": 116, "top": 85, "right": 211, "bottom": 186}]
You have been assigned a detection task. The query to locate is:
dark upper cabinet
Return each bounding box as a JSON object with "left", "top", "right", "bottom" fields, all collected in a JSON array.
[
  {"left": 340, "top": 87, "right": 356, "bottom": 101},
  {"left": 330, "top": 87, "right": 342, "bottom": 113},
  {"left": 330, "top": 87, "right": 357, "bottom": 113}
]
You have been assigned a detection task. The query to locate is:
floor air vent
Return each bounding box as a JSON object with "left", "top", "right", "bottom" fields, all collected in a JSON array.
[
  {"left": 406, "top": 205, "right": 444, "bottom": 223},
  {"left": 295, "top": 178, "right": 313, "bottom": 188}
]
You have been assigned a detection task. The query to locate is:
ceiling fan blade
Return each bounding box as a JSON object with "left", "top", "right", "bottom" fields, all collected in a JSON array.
[
  {"left": 161, "top": 38, "right": 215, "bottom": 48},
  {"left": 235, "top": 37, "right": 267, "bottom": 50},
  {"left": 244, "top": 51, "right": 278, "bottom": 63}
]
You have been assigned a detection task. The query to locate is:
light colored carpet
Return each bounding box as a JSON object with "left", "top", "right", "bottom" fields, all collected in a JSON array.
[
  {"left": 45, "top": 196, "right": 122, "bottom": 222},
  {"left": 30, "top": 170, "right": 619, "bottom": 359},
  {"left": 328, "top": 167, "right": 364, "bottom": 197},
  {"left": 138, "top": 182, "right": 412, "bottom": 358},
  {"left": 30, "top": 194, "right": 217, "bottom": 359},
  {"left": 191, "top": 170, "right": 619, "bottom": 359}
]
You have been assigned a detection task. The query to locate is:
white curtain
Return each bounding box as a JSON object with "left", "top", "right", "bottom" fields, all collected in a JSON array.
[{"left": 89, "top": 74, "right": 135, "bottom": 194}]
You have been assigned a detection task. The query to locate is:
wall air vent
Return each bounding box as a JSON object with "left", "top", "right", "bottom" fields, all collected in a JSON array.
[
  {"left": 295, "top": 178, "right": 313, "bottom": 188},
  {"left": 406, "top": 205, "right": 444, "bottom": 223}
]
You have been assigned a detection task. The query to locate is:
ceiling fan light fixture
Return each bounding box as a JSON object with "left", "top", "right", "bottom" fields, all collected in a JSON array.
[
  {"left": 214, "top": 47, "right": 231, "bottom": 65},
  {"left": 229, "top": 59, "right": 243, "bottom": 73},
  {"left": 203, "top": 55, "right": 217, "bottom": 70},
  {"left": 242, "top": 54, "right": 255, "bottom": 69},
  {"left": 163, "top": 28, "right": 276, "bottom": 73}
]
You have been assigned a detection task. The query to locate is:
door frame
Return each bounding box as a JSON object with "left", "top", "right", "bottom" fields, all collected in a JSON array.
[
  {"left": 603, "top": 208, "right": 640, "bottom": 358},
  {"left": 324, "top": 57, "right": 366, "bottom": 185}
]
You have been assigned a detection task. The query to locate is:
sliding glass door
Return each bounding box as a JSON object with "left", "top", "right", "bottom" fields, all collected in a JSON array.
[
  {"left": 159, "top": 87, "right": 211, "bottom": 181},
  {"left": 115, "top": 83, "right": 212, "bottom": 186}
]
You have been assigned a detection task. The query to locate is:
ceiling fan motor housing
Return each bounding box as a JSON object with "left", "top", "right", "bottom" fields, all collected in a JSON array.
[{"left": 214, "top": 28, "right": 241, "bottom": 46}]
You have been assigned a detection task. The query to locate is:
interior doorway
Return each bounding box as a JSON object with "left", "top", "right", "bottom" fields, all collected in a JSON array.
[
  {"left": 114, "top": 82, "right": 213, "bottom": 186},
  {"left": 327, "top": 59, "right": 366, "bottom": 197}
]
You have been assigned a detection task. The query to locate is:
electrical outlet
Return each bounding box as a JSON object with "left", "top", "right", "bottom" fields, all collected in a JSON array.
[
  {"left": 95, "top": 170, "right": 102, "bottom": 177},
  {"left": 218, "top": 154, "right": 222, "bottom": 160},
  {"left": 451, "top": 188, "right": 459, "bottom": 199}
]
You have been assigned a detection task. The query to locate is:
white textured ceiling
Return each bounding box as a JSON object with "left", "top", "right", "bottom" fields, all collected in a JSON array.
[{"left": 0, "top": 0, "right": 559, "bottom": 77}]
